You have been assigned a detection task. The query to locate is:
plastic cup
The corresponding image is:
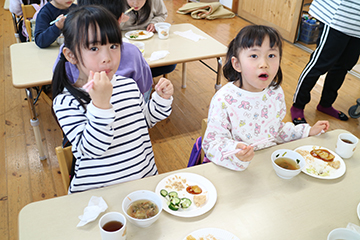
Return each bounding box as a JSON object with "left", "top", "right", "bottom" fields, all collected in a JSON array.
[{"left": 335, "top": 133, "right": 358, "bottom": 159}]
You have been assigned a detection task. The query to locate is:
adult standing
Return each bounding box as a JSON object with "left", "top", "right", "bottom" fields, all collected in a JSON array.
[{"left": 291, "top": 0, "right": 360, "bottom": 124}]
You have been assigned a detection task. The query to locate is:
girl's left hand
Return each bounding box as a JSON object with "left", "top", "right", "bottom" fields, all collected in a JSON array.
[
  {"left": 309, "top": 120, "right": 330, "bottom": 136},
  {"left": 147, "top": 23, "right": 155, "bottom": 32},
  {"left": 155, "top": 78, "right": 173, "bottom": 100}
]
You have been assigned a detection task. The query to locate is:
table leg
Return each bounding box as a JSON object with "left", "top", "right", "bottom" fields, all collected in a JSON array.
[
  {"left": 25, "top": 88, "right": 46, "bottom": 160},
  {"left": 215, "top": 57, "right": 222, "bottom": 91},
  {"left": 181, "top": 62, "right": 187, "bottom": 88}
]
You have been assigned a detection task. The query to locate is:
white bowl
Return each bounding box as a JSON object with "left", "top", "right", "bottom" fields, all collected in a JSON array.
[
  {"left": 154, "top": 22, "right": 171, "bottom": 33},
  {"left": 122, "top": 190, "right": 162, "bottom": 228},
  {"left": 132, "top": 42, "right": 145, "bottom": 56},
  {"left": 327, "top": 228, "right": 360, "bottom": 240},
  {"left": 271, "top": 149, "right": 305, "bottom": 179}
]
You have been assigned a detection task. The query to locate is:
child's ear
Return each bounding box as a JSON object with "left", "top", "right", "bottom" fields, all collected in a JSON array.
[
  {"left": 231, "top": 56, "right": 241, "bottom": 73},
  {"left": 63, "top": 47, "right": 77, "bottom": 65}
]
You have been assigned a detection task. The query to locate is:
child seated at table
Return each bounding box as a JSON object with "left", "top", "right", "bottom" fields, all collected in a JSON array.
[
  {"left": 34, "top": 0, "right": 76, "bottom": 48},
  {"left": 122, "top": 0, "right": 176, "bottom": 80},
  {"left": 52, "top": 5, "right": 174, "bottom": 193},
  {"left": 202, "top": 25, "right": 329, "bottom": 171},
  {"left": 53, "top": 0, "right": 153, "bottom": 102}
]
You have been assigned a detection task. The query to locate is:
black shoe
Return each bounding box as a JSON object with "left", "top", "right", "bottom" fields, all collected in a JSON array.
[
  {"left": 293, "top": 117, "right": 307, "bottom": 125},
  {"left": 338, "top": 111, "right": 349, "bottom": 121}
]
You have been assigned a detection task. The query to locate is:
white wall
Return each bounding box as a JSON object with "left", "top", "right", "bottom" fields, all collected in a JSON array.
[{"left": 219, "top": 0, "right": 232, "bottom": 9}]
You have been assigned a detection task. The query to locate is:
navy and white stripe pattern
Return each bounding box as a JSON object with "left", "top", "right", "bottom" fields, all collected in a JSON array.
[
  {"left": 53, "top": 75, "right": 173, "bottom": 193},
  {"left": 309, "top": 0, "right": 360, "bottom": 38}
]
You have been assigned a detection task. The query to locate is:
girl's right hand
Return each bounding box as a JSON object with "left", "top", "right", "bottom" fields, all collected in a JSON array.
[
  {"left": 88, "top": 71, "right": 113, "bottom": 109},
  {"left": 55, "top": 14, "right": 67, "bottom": 30},
  {"left": 235, "top": 143, "right": 254, "bottom": 162}
]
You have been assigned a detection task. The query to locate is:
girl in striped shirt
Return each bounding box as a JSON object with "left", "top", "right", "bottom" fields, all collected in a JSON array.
[{"left": 52, "top": 5, "right": 173, "bottom": 193}]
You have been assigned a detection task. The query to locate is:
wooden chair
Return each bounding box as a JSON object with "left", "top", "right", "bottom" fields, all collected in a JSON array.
[
  {"left": 55, "top": 146, "right": 73, "bottom": 193},
  {"left": 21, "top": 4, "right": 36, "bottom": 42},
  {"left": 200, "top": 118, "right": 208, "bottom": 163}
]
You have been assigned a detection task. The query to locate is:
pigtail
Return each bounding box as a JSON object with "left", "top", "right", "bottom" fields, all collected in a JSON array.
[
  {"left": 52, "top": 53, "right": 91, "bottom": 110},
  {"left": 223, "top": 38, "right": 242, "bottom": 84}
]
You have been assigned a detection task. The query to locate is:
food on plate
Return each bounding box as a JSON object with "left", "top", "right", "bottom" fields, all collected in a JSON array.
[
  {"left": 129, "top": 32, "right": 139, "bottom": 38},
  {"left": 186, "top": 185, "right": 202, "bottom": 194},
  {"left": 160, "top": 189, "right": 192, "bottom": 211},
  {"left": 193, "top": 195, "right": 206, "bottom": 207},
  {"left": 186, "top": 234, "right": 219, "bottom": 240},
  {"left": 138, "top": 31, "right": 146, "bottom": 35},
  {"left": 310, "top": 148, "right": 335, "bottom": 162},
  {"left": 126, "top": 199, "right": 159, "bottom": 219},
  {"left": 164, "top": 175, "right": 186, "bottom": 191},
  {"left": 274, "top": 157, "right": 300, "bottom": 170},
  {"left": 328, "top": 160, "right": 340, "bottom": 169}
]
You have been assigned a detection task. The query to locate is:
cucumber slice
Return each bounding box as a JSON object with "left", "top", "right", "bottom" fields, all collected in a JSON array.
[
  {"left": 168, "top": 203, "right": 179, "bottom": 211},
  {"left": 170, "top": 197, "right": 181, "bottom": 205},
  {"left": 168, "top": 191, "right": 178, "bottom": 198},
  {"left": 160, "top": 189, "right": 168, "bottom": 197},
  {"left": 181, "top": 198, "right": 192, "bottom": 209}
]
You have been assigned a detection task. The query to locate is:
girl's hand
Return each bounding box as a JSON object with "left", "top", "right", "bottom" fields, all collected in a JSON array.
[
  {"left": 155, "top": 78, "right": 173, "bottom": 99},
  {"left": 235, "top": 143, "right": 254, "bottom": 162},
  {"left": 55, "top": 14, "right": 66, "bottom": 30},
  {"left": 88, "top": 71, "right": 113, "bottom": 109},
  {"left": 309, "top": 120, "right": 330, "bottom": 136},
  {"left": 146, "top": 23, "right": 155, "bottom": 32}
]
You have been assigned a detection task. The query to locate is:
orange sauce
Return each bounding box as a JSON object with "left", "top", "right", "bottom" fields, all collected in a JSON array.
[
  {"left": 186, "top": 185, "right": 202, "bottom": 195},
  {"left": 310, "top": 149, "right": 334, "bottom": 162}
]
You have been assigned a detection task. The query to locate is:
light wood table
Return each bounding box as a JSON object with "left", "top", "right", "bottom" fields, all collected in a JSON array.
[
  {"left": 19, "top": 129, "right": 360, "bottom": 239},
  {"left": 125, "top": 23, "right": 228, "bottom": 90}
]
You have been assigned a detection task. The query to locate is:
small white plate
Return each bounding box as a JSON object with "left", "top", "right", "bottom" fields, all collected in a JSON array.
[
  {"left": 125, "top": 30, "right": 154, "bottom": 40},
  {"left": 294, "top": 145, "right": 346, "bottom": 179},
  {"left": 183, "top": 228, "right": 240, "bottom": 240},
  {"left": 155, "top": 172, "right": 217, "bottom": 218}
]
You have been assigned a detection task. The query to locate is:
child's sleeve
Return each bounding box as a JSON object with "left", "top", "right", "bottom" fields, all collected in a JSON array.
[
  {"left": 53, "top": 94, "right": 115, "bottom": 158},
  {"left": 142, "top": 91, "right": 172, "bottom": 127},
  {"left": 149, "top": 0, "right": 168, "bottom": 24},
  {"left": 202, "top": 95, "right": 250, "bottom": 171},
  {"left": 34, "top": 8, "right": 61, "bottom": 48}
]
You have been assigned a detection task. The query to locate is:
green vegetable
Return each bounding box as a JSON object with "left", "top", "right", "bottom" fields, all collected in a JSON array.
[
  {"left": 168, "top": 203, "right": 179, "bottom": 211},
  {"left": 296, "top": 159, "right": 300, "bottom": 164},
  {"left": 170, "top": 197, "right": 181, "bottom": 205},
  {"left": 180, "top": 198, "right": 192, "bottom": 209},
  {"left": 276, "top": 154, "right": 279, "bottom": 158},
  {"left": 160, "top": 189, "right": 168, "bottom": 197},
  {"left": 282, "top": 152, "right": 287, "bottom": 157},
  {"left": 168, "top": 191, "right": 178, "bottom": 198}
]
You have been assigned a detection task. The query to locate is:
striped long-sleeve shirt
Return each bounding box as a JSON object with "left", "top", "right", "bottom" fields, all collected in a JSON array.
[
  {"left": 309, "top": 0, "right": 360, "bottom": 38},
  {"left": 53, "top": 75, "right": 173, "bottom": 193}
]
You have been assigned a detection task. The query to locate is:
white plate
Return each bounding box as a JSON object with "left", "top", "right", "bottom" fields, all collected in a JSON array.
[
  {"left": 294, "top": 145, "right": 346, "bottom": 179},
  {"left": 125, "top": 30, "right": 154, "bottom": 40},
  {"left": 155, "top": 172, "right": 217, "bottom": 218},
  {"left": 183, "top": 228, "right": 240, "bottom": 240}
]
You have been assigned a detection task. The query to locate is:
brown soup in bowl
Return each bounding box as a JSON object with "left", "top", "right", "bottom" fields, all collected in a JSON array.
[{"left": 127, "top": 199, "right": 159, "bottom": 219}]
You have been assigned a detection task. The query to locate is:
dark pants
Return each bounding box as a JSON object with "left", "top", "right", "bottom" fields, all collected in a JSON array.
[
  {"left": 151, "top": 64, "right": 177, "bottom": 77},
  {"left": 293, "top": 23, "right": 360, "bottom": 109}
]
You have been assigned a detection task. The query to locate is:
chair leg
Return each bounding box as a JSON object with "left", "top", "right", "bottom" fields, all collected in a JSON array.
[{"left": 163, "top": 74, "right": 168, "bottom": 78}]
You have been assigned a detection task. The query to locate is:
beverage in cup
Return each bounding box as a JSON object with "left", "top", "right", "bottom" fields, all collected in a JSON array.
[
  {"left": 335, "top": 133, "right": 359, "bottom": 159},
  {"left": 99, "top": 212, "right": 127, "bottom": 240}
]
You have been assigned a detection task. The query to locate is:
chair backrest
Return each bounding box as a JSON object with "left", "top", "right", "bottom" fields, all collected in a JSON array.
[
  {"left": 21, "top": 4, "right": 36, "bottom": 42},
  {"left": 55, "top": 146, "right": 73, "bottom": 193},
  {"left": 200, "top": 118, "right": 208, "bottom": 163}
]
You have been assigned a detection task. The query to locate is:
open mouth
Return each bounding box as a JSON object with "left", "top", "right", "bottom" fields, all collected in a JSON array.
[{"left": 259, "top": 73, "right": 269, "bottom": 79}]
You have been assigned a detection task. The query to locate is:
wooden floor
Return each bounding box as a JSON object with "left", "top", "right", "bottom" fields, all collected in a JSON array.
[{"left": 1, "top": 0, "right": 360, "bottom": 239}]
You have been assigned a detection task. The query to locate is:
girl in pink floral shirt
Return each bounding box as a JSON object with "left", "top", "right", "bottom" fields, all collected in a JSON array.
[{"left": 203, "top": 25, "right": 329, "bottom": 171}]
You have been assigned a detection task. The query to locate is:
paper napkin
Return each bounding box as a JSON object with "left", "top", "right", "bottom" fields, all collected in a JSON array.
[
  {"left": 148, "top": 50, "right": 170, "bottom": 61},
  {"left": 174, "top": 30, "right": 206, "bottom": 42},
  {"left": 77, "top": 196, "right": 108, "bottom": 227}
]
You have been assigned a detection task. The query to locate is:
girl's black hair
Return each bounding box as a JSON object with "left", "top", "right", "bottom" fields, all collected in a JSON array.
[
  {"left": 127, "top": 0, "right": 151, "bottom": 26},
  {"left": 52, "top": 5, "right": 122, "bottom": 109},
  {"left": 77, "top": 0, "right": 125, "bottom": 19},
  {"left": 223, "top": 25, "right": 283, "bottom": 89}
]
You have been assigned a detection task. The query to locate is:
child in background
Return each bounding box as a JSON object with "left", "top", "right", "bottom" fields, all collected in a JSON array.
[
  {"left": 53, "top": 0, "right": 153, "bottom": 102},
  {"left": 122, "top": 0, "right": 176, "bottom": 78},
  {"left": 34, "top": 0, "right": 76, "bottom": 48},
  {"left": 202, "top": 25, "right": 329, "bottom": 171},
  {"left": 52, "top": 5, "right": 174, "bottom": 193}
]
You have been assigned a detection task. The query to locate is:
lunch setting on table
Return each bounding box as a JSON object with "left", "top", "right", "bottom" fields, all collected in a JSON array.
[{"left": 18, "top": 129, "right": 360, "bottom": 240}]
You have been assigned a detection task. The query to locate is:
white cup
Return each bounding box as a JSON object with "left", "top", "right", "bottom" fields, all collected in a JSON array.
[
  {"left": 335, "top": 133, "right": 359, "bottom": 159},
  {"left": 158, "top": 26, "right": 169, "bottom": 39},
  {"left": 327, "top": 228, "right": 360, "bottom": 240},
  {"left": 99, "top": 212, "right": 127, "bottom": 240}
]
